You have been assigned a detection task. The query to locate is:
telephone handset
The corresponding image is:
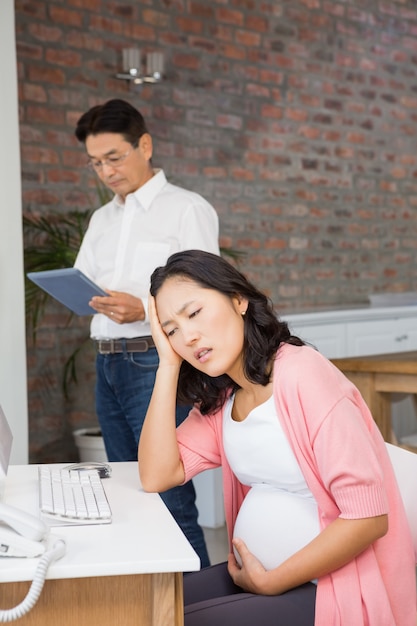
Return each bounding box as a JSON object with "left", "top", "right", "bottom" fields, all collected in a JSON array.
[
  {"left": 0, "top": 501, "right": 48, "bottom": 557},
  {"left": 0, "top": 502, "right": 66, "bottom": 622}
]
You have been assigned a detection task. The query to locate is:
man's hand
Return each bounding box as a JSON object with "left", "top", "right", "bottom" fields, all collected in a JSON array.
[{"left": 89, "top": 291, "right": 145, "bottom": 324}]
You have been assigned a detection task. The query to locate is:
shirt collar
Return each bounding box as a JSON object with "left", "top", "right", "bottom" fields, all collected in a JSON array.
[{"left": 114, "top": 169, "right": 167, "bottom": 211}]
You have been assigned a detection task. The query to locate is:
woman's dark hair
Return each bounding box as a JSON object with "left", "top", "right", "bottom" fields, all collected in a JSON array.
[
  {"left": 75, "top": 99, "right": 149, "bottom": 146},
  {"left": 150, "top": 250, "right": 304, "bottom": 415}
]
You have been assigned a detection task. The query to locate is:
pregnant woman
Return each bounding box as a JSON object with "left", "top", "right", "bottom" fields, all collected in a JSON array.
[{"left": 139, "top": 250, "right": 416, "bottom": 626}]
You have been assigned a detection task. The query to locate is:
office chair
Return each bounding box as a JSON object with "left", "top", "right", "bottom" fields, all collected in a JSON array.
[{"left": 386, "top": 442, "right": 417, "bottom": 561}]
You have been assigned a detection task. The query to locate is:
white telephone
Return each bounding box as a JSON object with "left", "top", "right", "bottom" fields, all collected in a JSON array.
[
  {"left": 0, "top": 501, "right": 49, "bottom": 557},
  {"left": 0, "top": 502, "right": 66, "bottom": 623}
]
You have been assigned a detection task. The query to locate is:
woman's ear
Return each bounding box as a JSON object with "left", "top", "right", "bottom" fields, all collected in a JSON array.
[{"left": 233, "top": 295, "right": 248, "bottom": 316}]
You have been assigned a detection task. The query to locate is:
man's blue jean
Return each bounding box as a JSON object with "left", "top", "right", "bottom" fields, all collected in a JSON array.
[{"left": 95, "top": 346, "right": 210, "bottom": 568}]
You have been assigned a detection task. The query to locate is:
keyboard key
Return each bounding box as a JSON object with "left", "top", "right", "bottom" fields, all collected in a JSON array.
[{"left": 38, "top": 466, "right": 112, "bottom": 525}]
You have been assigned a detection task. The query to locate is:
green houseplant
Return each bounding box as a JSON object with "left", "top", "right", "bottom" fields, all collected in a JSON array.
[{"left": 23, "top": 207, "right": 94, "bottom": 396}]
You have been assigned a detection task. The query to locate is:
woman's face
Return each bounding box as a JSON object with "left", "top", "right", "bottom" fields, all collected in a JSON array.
[{"left": 155, "top": 277, "right": 248, "bottom": 380}]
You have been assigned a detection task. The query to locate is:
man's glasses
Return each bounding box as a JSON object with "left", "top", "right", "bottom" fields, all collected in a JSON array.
[{"left": 87, "top": 147, "right": 135, "bottom": 172}]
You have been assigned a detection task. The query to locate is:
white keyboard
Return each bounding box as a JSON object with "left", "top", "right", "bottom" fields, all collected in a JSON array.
[{"left": 38, "top": 466, "right": 112, "bottom": 524}]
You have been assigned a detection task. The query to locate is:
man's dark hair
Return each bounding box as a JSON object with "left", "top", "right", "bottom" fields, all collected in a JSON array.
[
  {"left": 150, "top": 250, "right": 304, "bottom": 415},
  {"left": 74, "top": 99, "right": 149, "bottom": 146}
]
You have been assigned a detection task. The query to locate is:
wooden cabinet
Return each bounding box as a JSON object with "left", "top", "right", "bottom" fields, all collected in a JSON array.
[{"left": 345, "top": 317, "right": 417, "bottom": 357}]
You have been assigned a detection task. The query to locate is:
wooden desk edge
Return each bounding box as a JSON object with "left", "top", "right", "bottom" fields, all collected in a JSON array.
[{"left": 331, "top": 352, "right": 417, "bottom": 375}]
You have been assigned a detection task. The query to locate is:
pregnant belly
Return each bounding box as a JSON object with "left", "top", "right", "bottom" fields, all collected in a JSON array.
[{"left": 233, "top": 485, "right": 320, "bottom": 571}]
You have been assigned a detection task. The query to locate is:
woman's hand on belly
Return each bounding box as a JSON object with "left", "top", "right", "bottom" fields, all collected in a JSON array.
[
  {"left": 228, "top": 539, "right": 271, "bottom": 595},
  {"left": 229, "top": 514, "right": 389, "bottom": 596}
]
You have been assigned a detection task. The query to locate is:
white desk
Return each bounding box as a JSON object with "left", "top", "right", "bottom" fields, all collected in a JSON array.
[{"left": 0, "top": 462, "right": 199, "bottom": 625}]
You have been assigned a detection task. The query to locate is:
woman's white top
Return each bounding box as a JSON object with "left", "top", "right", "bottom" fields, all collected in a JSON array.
[{"left": 223, "top": 395, "right": 320, "bottom": 572}]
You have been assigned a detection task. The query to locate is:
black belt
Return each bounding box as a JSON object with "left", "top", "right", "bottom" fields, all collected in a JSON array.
[{"left": 95, "top": 337, "right": 155, "bottom": 354}]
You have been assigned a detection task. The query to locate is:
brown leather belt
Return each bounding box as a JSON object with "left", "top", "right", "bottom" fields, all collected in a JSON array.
[{"left": 95, "top": 337, "right": 155, "bottom": 354}]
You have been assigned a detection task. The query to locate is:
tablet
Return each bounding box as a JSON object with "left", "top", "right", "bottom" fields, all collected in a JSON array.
[{"left": 27, "top": 268, "right": 107, "bottom": 316}]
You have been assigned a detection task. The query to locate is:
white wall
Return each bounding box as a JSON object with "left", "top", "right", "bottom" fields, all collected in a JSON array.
[{"left": 0, "top": 1, "right": 29, "bottom": 463}]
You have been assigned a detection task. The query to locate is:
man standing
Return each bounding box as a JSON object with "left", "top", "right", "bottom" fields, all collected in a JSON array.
[{"left": 74, "top": 99, "right": 219, "bottom": 567}]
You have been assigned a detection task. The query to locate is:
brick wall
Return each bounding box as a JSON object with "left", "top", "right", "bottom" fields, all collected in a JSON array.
[{"left": 15, "top": 0, "right": 417, "bottom": 460}]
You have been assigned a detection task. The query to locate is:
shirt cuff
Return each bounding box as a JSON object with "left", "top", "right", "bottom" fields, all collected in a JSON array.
[{"left": 141, "top": 295, "right": 149, "bottom": 324}]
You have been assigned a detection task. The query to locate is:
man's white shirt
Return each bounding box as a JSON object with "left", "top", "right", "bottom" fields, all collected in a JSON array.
[{"left": 75, "top": 169, "right": 219, "bottom": 339}]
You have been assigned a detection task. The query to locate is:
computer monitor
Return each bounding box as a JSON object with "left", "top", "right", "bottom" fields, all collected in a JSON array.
[{"left": 0, "top": 405, "right": 13, "bottom": 500}]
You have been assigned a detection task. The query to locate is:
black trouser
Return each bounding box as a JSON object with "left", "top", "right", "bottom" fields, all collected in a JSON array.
[{"left": 184, "top": 562, "right": 316, "bottom": 626}]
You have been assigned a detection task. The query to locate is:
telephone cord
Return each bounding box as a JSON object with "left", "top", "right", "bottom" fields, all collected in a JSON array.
[{"left": 0, "top": 538, "right": 66, "bottom": 622}]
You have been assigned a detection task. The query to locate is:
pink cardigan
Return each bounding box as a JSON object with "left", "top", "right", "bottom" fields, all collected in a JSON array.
[{"left": 177, "top": 343, "right": 416, "bottom": 626}]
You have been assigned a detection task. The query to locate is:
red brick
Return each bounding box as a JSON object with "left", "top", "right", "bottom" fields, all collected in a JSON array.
[
  {"left": 48, "top": 89, "right": 85, "bottom": 108},
  {"left": 68, "top": 0, "right": 101, "bottom": 9},
  {"left": 160, "top": 32, "right": 186, "bottom": 46},
  {"left": 19, "top": 123, "right": 44, "bottom": 143},
  {"left": 128, "top": 23, "right": 156, "bottom": 40},
  {"left": 89, "top": 15, "right": 124, "bottom": 34},
  {"left": 273, "top": 54, "right": 296, "bottom": 69},
  {"left": 335, "top": 53, "right": 357, "bottom": 68},
  {"left": 16, "top": 42, "right": 43, "bottom": 60},
  {"left": 189, "top": 37, "right": 217, "bottom": 53},
  {"left": 22, "top": 189, "right": 61, "bottom": 206},
  {"left": 216, "top": 114, "right": 243, "bottom": 130},
  {"left": 259, "top": 69, "right": 283, "bottom": 85},
  {"left": 172, "top": 53, "right": 201, "bottom": 70},
  {"left": 45, "top": 130, "right": 77, "bottom": 147},
  {"left": 230, "top": 167, "right": 254, "bottom": 181},
  {"left": 15, "top": 0, "right": 46, "bottom": 19},
  {"left": 142, "top": 9, "right": 171, "bottom": 27},
  {"left": 300, "top": 94, "right": 321, "bottom": 107},
  {"left": 23, "top": 83, "right": 47, "bottom": 102},
  {"left": 110, "top": 0, "right": 136, "bottom": 20},
  {"left": 62, "top": 190, "right": 95, "bottom": 209},
  {"left": 21, "top": 169, "right": 45, "bottom": 184},
  {"left": 285, "top": 108, "right": 308, "bottom": 122},
  {"left": 216, "top": 7, "right": 244, "bottom": 26},
  {"left": 235, "top": 30, "right": 261, "bottom": 47},
  {"left": 45, "top": 49, "right": 82, "bottom": 67},
  {"left": 246, "top": 83, "right": 271, "bottom": 98},
  {"left": 236, "top": 238, "right": 261, "bottom": 249},
  {"left": 26, "top": 105, "right": 66, "bottom": 125},
  {"left": 189, "top": 2, "right": 214, "bottom": 18},
  {"left": 28, "top": 65, "right": 66, "bottom": 85},
  {"left": 380, "top": 181, "right": 398, "bottom": 192},
  {"left": 203, "top": 167, "right": 227, "bottom": 178},
  {"left": 209, "top": 24, "right": 234, "bottom": 41},
  {"left": 323, "top": 1, "right": 345, "bottom": 17},
  {"left": 47, "top": 169, "right": 81, "bottom": 184},
  {"left": 323, "top": 130, "right": 341, "bottom": 141},
  {"left": 176, "top": 16, "right": 203, "bottom": 34},
  {"left": 22, "top": 146, "right": 60, "bottom": 164},
  {"left": 28, "top": 23, "right": 62, "bottom": 42},
  {"left": 245, "top": 15, "right": 268, "bottom": 32},
  {"left": 390, "top": 167, "right": 407, "bottom": 179},
  {"left": 261, "top": 104, "right": 283, "bottom": 119},
  {"left": 62, "top": 150, "right": 86, "bottom": 167},
  {"left": 346, "top": 132, "right": 366, "bottom": 144},
  {"left": 66, "top": 32, "right": 104, "bottom": 52},
  {"left": 220, "top": 43, "right": 246, "bottom": 60},
  {"left": 49, "top": 5, "right": 83, "bottom": 27},
  {"left": 360, "top": 58, "right": 377, "bottom": 71}
]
